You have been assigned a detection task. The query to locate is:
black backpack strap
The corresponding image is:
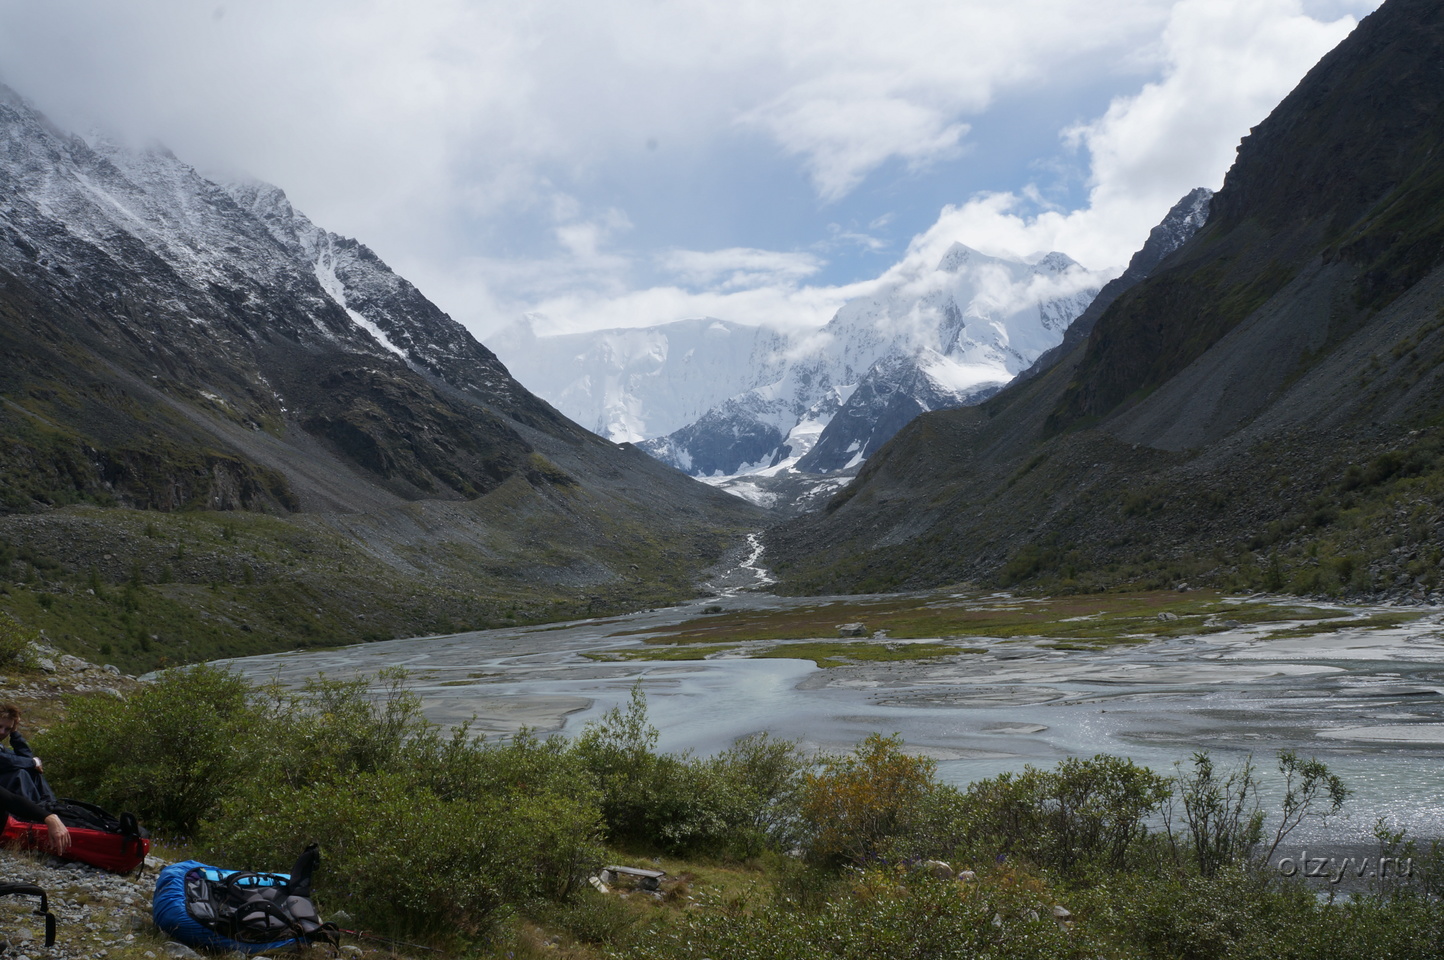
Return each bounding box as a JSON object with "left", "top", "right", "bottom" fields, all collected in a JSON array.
[
  {"left": 119, "top": 811, "right": 146, "bottom": 866},
  {"left": 286, "top": 843, "right": 321, "bottom": 898},
  {"left": 0, "top": 882, "right": 57, "bottom": 948},
  {"left": 217, "top": 870, "right": 288, "bottom": 893},
  {"left": 228, "top": 896, "right": 308, "bottom": 944}
]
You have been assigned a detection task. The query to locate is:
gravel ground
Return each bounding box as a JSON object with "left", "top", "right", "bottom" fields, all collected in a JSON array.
[{"left": 0, "top": 848, "right": 162, "bottom": 960}]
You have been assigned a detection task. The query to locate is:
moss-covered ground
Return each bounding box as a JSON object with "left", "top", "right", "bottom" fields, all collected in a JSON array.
[{"left": 579, "top": 589, "right": 1422, "bottom": 664}]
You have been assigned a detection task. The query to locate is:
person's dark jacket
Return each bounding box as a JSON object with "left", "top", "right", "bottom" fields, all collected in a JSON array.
[
  {"left": 0, "top": 731, "right": 53, "bottom": 803},
  {"left": 0, "top": 730, "right": 38, "bottom": 774},
  {"left": 0, "top": 782, "right": 48, "bottom": 823}
]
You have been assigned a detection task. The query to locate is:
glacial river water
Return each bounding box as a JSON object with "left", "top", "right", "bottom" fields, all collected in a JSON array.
[{"left": 215, "top": 590, "right": 1444, "bottom": 849}]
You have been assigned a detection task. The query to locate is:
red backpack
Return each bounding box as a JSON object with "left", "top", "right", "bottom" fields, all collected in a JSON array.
[{"left": 2, "top": 798, "right": 150, "bottom": 873}]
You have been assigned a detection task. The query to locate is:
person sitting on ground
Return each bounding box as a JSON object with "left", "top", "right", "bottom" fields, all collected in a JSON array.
[
  {"left": 0, "top": 705, "right": 57, "bottom": 804},
  {"left": 0, "top": 783, "right": 69, "bottom": 854}
]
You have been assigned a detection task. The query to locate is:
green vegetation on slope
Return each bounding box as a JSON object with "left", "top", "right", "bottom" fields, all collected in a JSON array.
[{"left": 0, "top": 499, "right": 747, "bottom": 673}]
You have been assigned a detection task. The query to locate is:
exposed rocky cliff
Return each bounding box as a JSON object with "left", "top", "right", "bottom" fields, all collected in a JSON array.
[{"left": 767, "top": 0, "right": 1444, "bottom": 600}]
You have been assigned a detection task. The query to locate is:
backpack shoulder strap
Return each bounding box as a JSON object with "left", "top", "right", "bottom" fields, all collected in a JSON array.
[
  {"left": 286, "top": 842, "right": 321, "bottom": 898},
  {"left": 0, "top": 882, "right": 57, "bottom": 947}
]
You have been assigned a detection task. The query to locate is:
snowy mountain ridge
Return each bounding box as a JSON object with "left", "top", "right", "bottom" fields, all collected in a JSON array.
[{"left": 492, "top": 242, "right": 1107, "bottom": 481}]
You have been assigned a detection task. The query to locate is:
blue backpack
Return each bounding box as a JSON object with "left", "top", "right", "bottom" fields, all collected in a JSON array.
[{"left": 152, "top": 844, "right": 339, "bottom": 954}]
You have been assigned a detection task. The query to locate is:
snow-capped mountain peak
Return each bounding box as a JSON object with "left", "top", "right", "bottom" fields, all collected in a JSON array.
[{"left": 494, "top": 241, "right": 1109, "bottom": 482}]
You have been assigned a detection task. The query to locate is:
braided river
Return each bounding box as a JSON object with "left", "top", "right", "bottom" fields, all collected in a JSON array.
[{"left": 218, "top": 591, "right": 1444, "bottom": 850}]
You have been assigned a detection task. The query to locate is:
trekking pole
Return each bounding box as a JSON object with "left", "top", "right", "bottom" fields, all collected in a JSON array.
[{"left": 336, "top": 928, "right": 441, "bottom": 953}]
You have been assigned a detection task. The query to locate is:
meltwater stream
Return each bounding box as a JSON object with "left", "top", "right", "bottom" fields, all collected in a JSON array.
[{"left": 215, "top": 593, "right": 1444, "bottom": 846}]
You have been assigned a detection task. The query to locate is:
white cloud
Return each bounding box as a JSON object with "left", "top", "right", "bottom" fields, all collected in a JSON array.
[
  {"left": 0, "top": 0, "right": 1383, "bottom": 342},
  {"left": 742, "top": 89, "right": 970, "bottom": 202},
  {"left": 520, "top": 280, "right": 874, "bottom": 339},
  {"left": 903, "top": 0, "right": 1367, "bottom": 271},
  {"left": 659, "top": 248, "right": 824, "bottom": 291}
]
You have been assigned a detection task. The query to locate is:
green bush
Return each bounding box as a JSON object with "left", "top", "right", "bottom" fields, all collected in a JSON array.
[
  {"left": 539, "top": 890, "right": 641, "bottom": 946},
  {"left": 1084, "top": 869, "right": 1444, "bottom": 960},
  {"left": 42, "top": 663, "right": 257, "bottom": 832},
  {"left": 706, "top": 731, "right": 807, "bottom": 855},
  {"left": 249, "top": 668, "right": 433, "bottom": 787},
  {"left": 960, "top": 755, "right": 1171, "bottom": 876},
  {"left": 205, "top": 770, "right": 603, "bottom": 938},
  {"left": 570, "top": 685, "right": 807, "bottom": 857},
  {"left": 0, "top": 613, "right": 38, "bottom": 670},
  {"left": 622, "top": 868, "right": 1085, "bottom": 960},
  {"left": 797, "top": 733, "right": 939, "bottom": 866},
  {"left": 42, "top": 665, "right": 607, "bottom": 941}
]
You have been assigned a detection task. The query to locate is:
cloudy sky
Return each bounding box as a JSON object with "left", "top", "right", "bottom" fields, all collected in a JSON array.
[{"left": 0, "top": 0, "right": 1380, "bottom": 339}]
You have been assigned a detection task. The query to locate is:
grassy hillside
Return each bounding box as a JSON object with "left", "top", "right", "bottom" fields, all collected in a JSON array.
[{"left": 0, "top": 482, "right": 752, "bottom": 674}]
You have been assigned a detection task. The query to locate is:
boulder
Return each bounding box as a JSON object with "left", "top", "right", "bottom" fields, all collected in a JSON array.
[
  {"left": 837, "top": 623, "right": 867, "bottom": 637},
  {"left": 922, "top": 859, "right": 954, "bottom": 879}
]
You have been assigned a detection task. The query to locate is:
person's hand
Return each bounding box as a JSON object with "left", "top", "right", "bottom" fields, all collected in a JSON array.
[
  {"left": 43, "top": 814, "right": 70, "bottom": 855},
  {"left": 30, "top": 756, "right": 42, "bottom": 773}
]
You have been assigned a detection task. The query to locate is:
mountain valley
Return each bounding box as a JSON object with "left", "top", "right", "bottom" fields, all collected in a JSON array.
[{"left": 0, "top": 88, "right": 763, "bottom": 672}]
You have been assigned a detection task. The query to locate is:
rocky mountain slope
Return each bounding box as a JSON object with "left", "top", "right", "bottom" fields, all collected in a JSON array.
[
  {"left": 1012, "top": 187, "right": 1212, "bottom": 387},
  {"left": 0, "top": 86, "right": 763, "bottom": 671},
  {"left": 767, "top": 0, "right": 1444, "bottom": 600}
]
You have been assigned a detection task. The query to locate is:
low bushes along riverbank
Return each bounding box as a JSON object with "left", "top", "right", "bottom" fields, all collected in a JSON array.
[{"left": 21, "top": 666, "right": 1444, "bottom": 959}]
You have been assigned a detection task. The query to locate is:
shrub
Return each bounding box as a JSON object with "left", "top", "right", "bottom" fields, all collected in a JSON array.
[
  {"left": 706, "top": 731, "right": 807, "bottom": 855},
  {"left": 960, "top": 754, "right": 1171, "bottom": 876},
  {"left": 0, "top": 613, "right": 38, "bottom": 670},
  {"left": 249, "top": 668, "right": 433, "bottom": 787},
  {"left": 206, "top": 770, "right": 602, "bottom": 939},
  {"left": 570, "top": 685, "right": 806, "bottom": 856},
  {"left": 797, "top": 733, "right": 938, "bottom": 866},
  {"left": 621, "top": 868, "right": 1083, "bottom": 960},
  {"left": 570, "top": 682, "right": 663, "bottom": 845},
  {"left": 42, "top": 663, "right": 258, "bottom": 832}
]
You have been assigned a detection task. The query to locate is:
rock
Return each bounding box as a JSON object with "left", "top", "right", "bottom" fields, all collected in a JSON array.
[
  {"left": 957, "top": 869, "right": 977, "bottom": 882},
  {"left": 163, "top": 943, "right": 203, "bottom": 959},
  {"left": 871, "top": 630, "right": 889, "bottom": 639},
  {"left": 341, "top": 948, "right": 363, "bottom": 957},
  {"left": 922, "top": 859, "right": 954, "bottom": 879},
  {"left": 103, "top": 664, "right": 121, "bottom": 675},
  {"left": 36, "top": 657, "right": 56, "bottom": 674},
  {"left": 1156, "top": 612, "right": 1179, "bottom": 622},
  {"left": 589, "top": 876, "right": 611, "bottom": 894},
  {"left": 837, "top": 622, "right": 867, "bottom": 637},
  {"left": 59, "top": 654, "right": 90, "bottom": 672},
  {"left": 1052, "top": 905, "right": 1071, "bottom": 919}
]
